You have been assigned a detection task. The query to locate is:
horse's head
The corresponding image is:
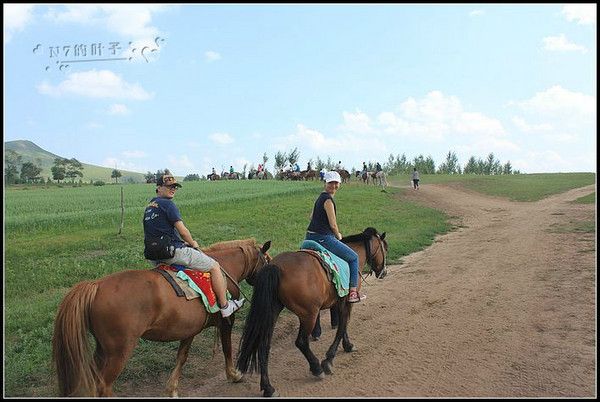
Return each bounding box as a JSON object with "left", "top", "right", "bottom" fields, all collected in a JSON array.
[
  {"left": 341, "top": 228, "right": 388, "bottom": 279},
  {"left": 246, "top": 240, "right": 272, "bottom": 286},
  {"left": 362, "top": 228, "right": 388, "bottom": 279}
]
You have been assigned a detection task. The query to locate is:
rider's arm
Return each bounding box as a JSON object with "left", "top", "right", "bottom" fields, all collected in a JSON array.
[
  {"left": 174, "top": 220, "right": 199, "bottom": 249},
  {"left": 323, "top": 199, "right": 342, "bottom": 240}
]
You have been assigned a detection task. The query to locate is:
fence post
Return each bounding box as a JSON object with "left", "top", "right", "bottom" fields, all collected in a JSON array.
[{"left": 118, "top": 186, "right": 124, "bottom": 234}]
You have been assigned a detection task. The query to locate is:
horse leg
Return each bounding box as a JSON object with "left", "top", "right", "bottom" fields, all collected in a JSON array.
[
  {"left": 165, "top": 337, "right": 194, "bottom": 397},
  {"left": 294, "top": 314, "right": 324, "bottom": 379},
  {"left": 219, "top": 316, "right": 243, "bottom": 382},
  {"left": 96, "top": 338, "right": 137, "bottom": 396},
  {"left": 321, "top": 302, "right": 353, "bottom": 374}
]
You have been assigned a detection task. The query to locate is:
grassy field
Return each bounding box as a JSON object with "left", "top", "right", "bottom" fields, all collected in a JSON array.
[
  {"left": 388, "top": 172, "right": 596, "bottom": 201},
  {"left": 4, "top": 173, "right": 595, "bottom": 396}
]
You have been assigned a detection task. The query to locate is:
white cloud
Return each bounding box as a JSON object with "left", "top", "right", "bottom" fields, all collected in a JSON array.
[
  {"left": 562, "top": 5, "right": 596, "bottom": 26},
  {"left": 510, "top": 85, "right": 595, "bottom": 117},
  {"left": 338, "top": 110, "right": 374, "bottom": 133},
  {"left": 4, "top": 4, "right": 35, "bottom": 43},
  {"left": 542, "top": 34, "right": 587, "bottom": 53},
  {"left": 44, "top": 5, "right": 168, "bottom": 39},
  {"left": 204, "top": 50, "right": 222, "bottom": 62},
  {"left": 108, "top": 103, "right": 130, "bottom": 115},
  {"left": 102, "top": 157, "right": 147, "bottom": 173},
  {"left": 36, "top": 70, "right": 153, "bottom": 100},
  {"left": 377, "top": 90, "right": 506, "bottom": 140},
  {"left": 511, "top": 116, "right": 553, "bottom": 133},
  {"left": 166, "top": 154, "right": 195, "bottom": 171},
  {"left": 514, "top": 150, "right": 587, "bottom": 174},
  {"left": 209, "top": 132, "right": 234, "bottom": 145},
  {"left": 469, "top": 10, "right": 484, "bottom": 17},
  {"left": 122, "top": 150, "right": 146, "bottom": 158}
]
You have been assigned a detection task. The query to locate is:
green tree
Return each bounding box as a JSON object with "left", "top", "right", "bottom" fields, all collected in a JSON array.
[
  {"left": 145, "top": 171, "right": 156, "bottom": 183},
  {"left": 111, "top": 169, "right": 122, "bottom": 183},
  {"left": 4, "top": 150, "right": 22, "bottom": 184},
  {"left": 463, "top": 156, "right": 478, "bottom": 174},
  {"left": 262, "top": 152, "right": 269, "bottom": 169},
  {"left": 51, "top": 165, "right": 66, "bottom": 182},
  {"left": 437, "top": 151, "right": 460, "bottom": 174},
  {"left": 65, "top": 158, "right": 84, "bottom": 183},
  {"left": 20, "top": 161, "right": 43, "bottom": 183},
  {"left": 274, "top": 151, "right": 287, "bottom": 171},
  {"left": 287, "top": 147, "right": 300, "bottom": 167},
  {"left": 502, "top": 161, "right": 513, "bottom": 175},
  {"left": 183, "top": 174, "right": 200, "bottom": 181}
]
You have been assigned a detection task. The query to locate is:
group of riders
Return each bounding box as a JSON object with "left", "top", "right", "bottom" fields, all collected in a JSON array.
[{"left": 207, "top": 159, "right": 389, "bottom": 187}]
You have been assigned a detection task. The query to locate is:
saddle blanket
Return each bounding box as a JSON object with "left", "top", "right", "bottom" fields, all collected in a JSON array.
[
  {"left": 299, "top": 240, "right": 350, "bottom": 297},
  {"left": 154, "top": 264, "right": 227, "bottom": 314}
]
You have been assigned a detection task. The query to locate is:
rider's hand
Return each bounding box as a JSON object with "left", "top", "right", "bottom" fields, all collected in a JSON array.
[
  {"left": 336, "top": 232, "right": 343, "bottom": 240},
  {"left": 191, "top": 240, "right": 200, "bottom": 250}
]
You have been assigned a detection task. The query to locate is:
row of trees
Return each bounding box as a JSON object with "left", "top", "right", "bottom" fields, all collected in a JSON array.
[{"left": 383, "top": 151, "right": 519, "bottom": 175}]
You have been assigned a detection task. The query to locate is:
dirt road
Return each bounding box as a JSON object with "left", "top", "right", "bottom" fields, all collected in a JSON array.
[{"left": 131, "top": 183, "right": 596, "bottom": 397}]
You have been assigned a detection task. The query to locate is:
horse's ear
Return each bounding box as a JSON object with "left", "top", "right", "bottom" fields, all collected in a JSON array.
[
  {"left": 261, "top": 240, "right": 272, "bottom": 253},
  {"left": 380, "top": 232, "right": 386, "bottom": 240}
]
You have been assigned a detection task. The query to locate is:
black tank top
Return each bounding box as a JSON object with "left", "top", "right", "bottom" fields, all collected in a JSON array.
[{"left": 307, "top": 192, "right": 336, "bottom": 235}]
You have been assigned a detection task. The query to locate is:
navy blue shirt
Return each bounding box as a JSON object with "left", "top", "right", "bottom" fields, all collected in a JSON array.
[
  {"left": 143, "top": 197, "right": 185, "bottom": 248},
  {"left": 307, "top": 192, "right": 336, "bottom": 236}
]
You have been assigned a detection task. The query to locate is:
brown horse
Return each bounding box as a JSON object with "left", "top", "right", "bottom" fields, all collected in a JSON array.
[
  {"left": 336, "top": 169, "right": 351, "bottom": 183},
  {"left": 236, "top": 228, "right": 387, "bottom": 397},
  {"left": 52, "top": 239, "right": 272, "bottom": 397},
  {"left": 301, "top": 169, "right": 318, "bottom": 181}
]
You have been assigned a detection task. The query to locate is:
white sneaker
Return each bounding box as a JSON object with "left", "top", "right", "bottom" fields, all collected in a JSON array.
[{"left": 220, "top": 298, "right": 245, "bottom": 318}]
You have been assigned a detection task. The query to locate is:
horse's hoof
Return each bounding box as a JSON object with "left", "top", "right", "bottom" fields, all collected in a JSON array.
[
  {"left": 322, "top": 360, "right": 333, "bottom": 375},
  {"left": 343, "top": 344, "right": 355, "bottom": 353},
  {"left": 263, "top": 388, "right": 278, "bottom": 397},
  {"left": 228, "top": 370, "right": 244, "bottom": 383},
  {"left": 312, "top": 370, "right": 325, "bottom": 380}
]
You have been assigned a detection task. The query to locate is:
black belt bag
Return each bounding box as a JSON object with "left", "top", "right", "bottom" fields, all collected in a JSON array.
[{"left": 144, "top": 235, "right": 176, "bottom": 260}]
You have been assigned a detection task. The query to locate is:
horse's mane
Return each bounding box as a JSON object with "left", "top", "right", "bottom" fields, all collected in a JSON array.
[
  {"left": 202, "top": 238, "right": 257, "bottom": 252},
  {"left": 341, "top": 227, "right": 378, "bottom": 243}
]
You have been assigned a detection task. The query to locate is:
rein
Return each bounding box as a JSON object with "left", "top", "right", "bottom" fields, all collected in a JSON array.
[{"left": 218, "top": 246, "right": 268, "bottom": 303}]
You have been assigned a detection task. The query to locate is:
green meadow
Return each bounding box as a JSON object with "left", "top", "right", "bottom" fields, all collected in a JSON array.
[{"left": 3, "top": 173, "right": 595, "bottom": 396}]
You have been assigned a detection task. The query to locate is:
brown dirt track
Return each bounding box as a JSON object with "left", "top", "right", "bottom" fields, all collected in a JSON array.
[{"left": 129, "top": 182, "right": 596, "bottom": 398}]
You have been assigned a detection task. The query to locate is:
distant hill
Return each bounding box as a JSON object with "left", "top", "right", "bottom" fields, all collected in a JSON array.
[{"left": 5, "top": 140, "right": 147, "bottom": 183}]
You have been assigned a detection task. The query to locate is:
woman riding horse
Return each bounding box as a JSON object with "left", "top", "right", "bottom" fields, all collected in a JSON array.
[
  {"left": 52, "top": 239, "right": 271, "bottom": 397},
  {"left": 236, "top": 228, "right": 387, "bottom": 397}
]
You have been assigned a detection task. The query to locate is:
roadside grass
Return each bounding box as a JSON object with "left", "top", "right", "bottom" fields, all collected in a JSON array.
[
  {"left": 572, "top": 192, "right": 595, "bottom": 204},
  {"left": 387, "top": 172, "right": 595, "bottom": 201}
]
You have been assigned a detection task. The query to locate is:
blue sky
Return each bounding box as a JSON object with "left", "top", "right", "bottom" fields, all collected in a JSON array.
[{"left": 4, "top": 4, "right": 597, "bottom": 175}]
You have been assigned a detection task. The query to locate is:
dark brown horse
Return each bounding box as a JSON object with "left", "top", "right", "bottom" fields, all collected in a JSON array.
[
  {"left": 52, "top": 239, "right": 271, "bottom": 397},
  {"left": 236, "top": 228, "right": 387, "bottom": 397},
  {"left": 301, "top": 169, "right": 318, "bottom": 181},
  {"left": 336, "top": 169, "right": 351, "bottom": 183}
]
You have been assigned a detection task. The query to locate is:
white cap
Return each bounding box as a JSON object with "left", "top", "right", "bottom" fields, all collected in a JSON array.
[{"left": 324, "top": 171, "right": 342, "bottom": 183}]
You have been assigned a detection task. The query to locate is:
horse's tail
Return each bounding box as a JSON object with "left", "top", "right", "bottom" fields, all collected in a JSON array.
[
  {"left": 52, "top": 281, "right": 102, "bottom": 396},
  {"left": 236, "top": 264, "right": 283, "bottom": 374}
]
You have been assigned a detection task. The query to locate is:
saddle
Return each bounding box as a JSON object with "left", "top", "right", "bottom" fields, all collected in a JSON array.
[
  {"left": 153, "top": 265, "right": 228, "bottom": 314},
  {"left": 299, "top": 240, "right": 350, "bottom": 297}
]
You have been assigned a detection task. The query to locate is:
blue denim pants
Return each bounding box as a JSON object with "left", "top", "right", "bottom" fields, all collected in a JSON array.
[{"left": 305, "top": 232, "right": 359, "bottom": 288}]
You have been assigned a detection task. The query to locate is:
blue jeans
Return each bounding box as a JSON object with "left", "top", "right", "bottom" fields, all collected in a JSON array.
[{"left": 305, "top": 232, "right": 359, "bottom": 288}]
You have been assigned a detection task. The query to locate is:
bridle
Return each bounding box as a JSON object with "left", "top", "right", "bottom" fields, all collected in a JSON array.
[
  {"left": 362, "top": 234, "right": 388, "bottom": 282},
  {"left": 220, "top": 245, "right": 270, "bottom": 302}
]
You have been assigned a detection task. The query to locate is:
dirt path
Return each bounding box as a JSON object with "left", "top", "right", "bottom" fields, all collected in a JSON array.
[{"left": 129, "top": 183, "right": 596, "bottom": 397}]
